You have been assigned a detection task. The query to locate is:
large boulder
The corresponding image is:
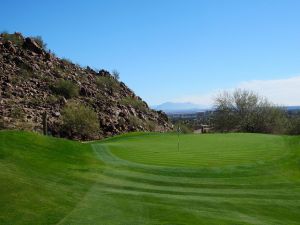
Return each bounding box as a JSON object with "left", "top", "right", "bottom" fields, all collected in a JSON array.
[{"left": 23, "top": 38, "right": 43, "bottom": 54}]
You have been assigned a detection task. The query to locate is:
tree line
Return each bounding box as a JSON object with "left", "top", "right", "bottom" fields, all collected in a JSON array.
[{"left": 212, "top": 89, "right": 300, "bottom": 135}]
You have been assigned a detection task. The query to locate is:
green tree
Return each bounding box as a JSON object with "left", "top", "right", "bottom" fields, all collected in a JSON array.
[{"left": 212, "top": 89, "right": 287, "bottom": 133}]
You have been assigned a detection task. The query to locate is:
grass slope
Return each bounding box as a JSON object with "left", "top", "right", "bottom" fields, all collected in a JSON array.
[
  {"left": 0, "top": 131, "right": 102, "bottom": 224},
  {"left": 1, "top": 131, "right": 300, "bottom": 224}
]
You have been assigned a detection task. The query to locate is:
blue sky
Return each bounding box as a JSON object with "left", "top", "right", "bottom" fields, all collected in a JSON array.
[{"left": 2, "top": 0, "right": 300, "bottom": 106}]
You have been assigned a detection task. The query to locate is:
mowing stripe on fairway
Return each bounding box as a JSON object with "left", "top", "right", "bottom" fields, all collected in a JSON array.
[{"left": 1, "top": 131, "right": 300, "bottom": 225}]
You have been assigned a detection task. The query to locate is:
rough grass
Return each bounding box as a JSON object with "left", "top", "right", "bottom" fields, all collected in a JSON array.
[
  {"left": 0, "top": 131, "right": 102, "bottom": 225},
  {"left": 1, "top": 131, "right": 300, "bottom": 225}
]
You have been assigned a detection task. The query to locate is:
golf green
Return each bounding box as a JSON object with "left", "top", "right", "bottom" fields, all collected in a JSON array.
[
  {"left": 1, "top": 131, "right": 300, "bottom": 225},
  {"left": 107, "top": 133, "right": 287, "bottom": 167}
]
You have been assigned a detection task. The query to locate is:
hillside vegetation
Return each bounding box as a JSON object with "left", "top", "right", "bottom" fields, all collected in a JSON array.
[
  {"left": 0, "top": 32, "right": 171, "bottom": 140},
  {"left": 1, "top": 131, "right": 300, "bottom": 224}
]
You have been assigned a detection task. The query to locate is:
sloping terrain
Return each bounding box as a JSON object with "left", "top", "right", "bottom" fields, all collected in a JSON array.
[
  {"left": 0, "top": 131, "right": 102, "bottom": 224},
  {"left": 1, "top": 131, "right": 300, "bottom": 224},
  {"left": 0, "top": 32, "right": 171, "bottom": 139}
]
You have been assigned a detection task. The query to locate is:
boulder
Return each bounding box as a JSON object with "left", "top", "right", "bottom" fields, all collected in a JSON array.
[
  {"left": 23, "top": 38, "right": 43, "bottom": 54},
  {"left": 4, "top": 41, "right": 16, "bottom": 54},
  {"left": 52, "top": 111, "right": 60, "bottom": 117}
]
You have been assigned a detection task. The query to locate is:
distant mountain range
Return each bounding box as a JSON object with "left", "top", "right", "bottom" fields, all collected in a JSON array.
[
  {"left": 153, "top": 102, "right": 300, "bottom": 114},
  {"left": 153, "top": 102, "right": 208, "bottom": 114}
]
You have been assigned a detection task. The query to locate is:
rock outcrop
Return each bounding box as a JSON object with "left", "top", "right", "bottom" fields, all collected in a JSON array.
[{"left": 0, "top": 32, "right": 172, "bottom": 139}]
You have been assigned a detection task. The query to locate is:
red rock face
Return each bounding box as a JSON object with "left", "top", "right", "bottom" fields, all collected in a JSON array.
[{"left": 0, "top": 33, "right": 171, "bottom": 140}]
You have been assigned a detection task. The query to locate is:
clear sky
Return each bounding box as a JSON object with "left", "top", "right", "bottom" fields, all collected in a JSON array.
[{"left": 2, "top": 0, "right": 300, "bottom": 106}]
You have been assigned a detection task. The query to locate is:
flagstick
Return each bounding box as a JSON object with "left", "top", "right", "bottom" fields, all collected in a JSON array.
[{"left": 177, "top": 124, "right": 180, "bottom": 151}]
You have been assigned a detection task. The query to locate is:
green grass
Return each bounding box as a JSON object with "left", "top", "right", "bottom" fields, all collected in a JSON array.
[
  {"left": 1, "top": 131, "right": 300, "bottom": 224},
  {"left": 0, "top": 131, "right": 102, "bottom": 224},
  {"left": 108, "top": 133, "right": 288, "bottom": 167}
]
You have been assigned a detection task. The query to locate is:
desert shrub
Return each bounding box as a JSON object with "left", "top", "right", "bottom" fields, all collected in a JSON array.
[
  {"left": 15, "top": 120, "right": 34, "bottom": 131},
  {"left": 46, "top": 95, "right": 58, "bottom": 104},
  {"left": 96, "top": 76, "right": 120, "bottom": 91},
  {"left": 61, "top": 101, "right": 99, "bottom": 140},
  {"left": 120, "top": 97, "right": 147, "bottom": 112},
  {"left": 29, "top": 98, "right": 42, "bottom": 107},
  {"left": 287, "top": 117, "right": 300, "bottom": 135},
  {"left": 1, "top": 32, "right": 24, "bottom": 46},
  {"left": 128, "top": 116, "right": 142, "bottom": 128},
  {"left": 51, "top": 79, "right": 79, "bottom": 99},
  {"left": 14, "top": 59, "right": 37, "bottom": 83},
  {"left": 112, "top": 70, "right": 120, "bottom": 80},
  {"left": 11, "top": 106, "right": 25, "bottom": 119},
  {"left": 9, "top": 105, "right": 34, "bottom": 131},
  {"left": 173, "top": 122, "right": 193, "bottom": 134},
  {"left": 53, "top": 65, "right": 65, "bottom": 76},
  {"left": 41, "top": 75, "right": 52, "bottom": 83},
  {"left": 61, "top": 58, "right": 73, "bottom": 65},
  {"left": 145, "top": 119, "right": 157, "bottom": 131},
  {"left": 19, "top": 65, "right": 36, "bottom": 79},
  {"left": 212, "top": 89, "right": 287, "bottom": 134}
]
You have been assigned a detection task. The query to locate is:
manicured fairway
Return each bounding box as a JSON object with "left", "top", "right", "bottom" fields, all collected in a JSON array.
[{"left": 1, "top": 131, "right": 300, "bottom": 225}]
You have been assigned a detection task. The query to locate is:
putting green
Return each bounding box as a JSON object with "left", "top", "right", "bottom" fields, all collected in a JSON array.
[{"left": 108, "top": 133, "right": 288, "bottom": 167}]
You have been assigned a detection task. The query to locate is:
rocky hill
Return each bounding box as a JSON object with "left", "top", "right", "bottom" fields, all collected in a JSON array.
[{"left": 0, "top": 32, "right": 171, "bottom": 139}]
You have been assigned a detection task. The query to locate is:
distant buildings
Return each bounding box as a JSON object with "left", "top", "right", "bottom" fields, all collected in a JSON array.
[{"left": 167, "top": 110, "right": 214, "bottom": 120}]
